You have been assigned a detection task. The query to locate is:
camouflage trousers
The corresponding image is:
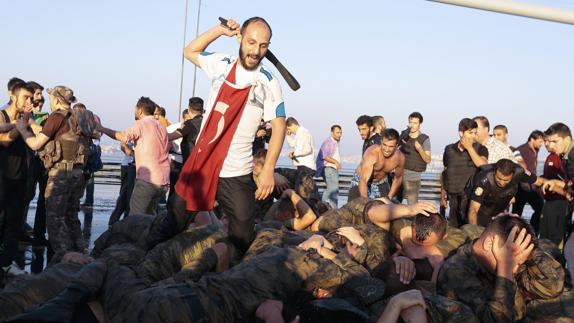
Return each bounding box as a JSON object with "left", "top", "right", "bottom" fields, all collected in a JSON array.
[{"left": 45, "top": 168, "right": 85, "bottom": 254}]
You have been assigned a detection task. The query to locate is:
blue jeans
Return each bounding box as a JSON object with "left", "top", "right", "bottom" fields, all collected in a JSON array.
[{"left": 322, "top": 167, "right": 339, "bottom": 208}]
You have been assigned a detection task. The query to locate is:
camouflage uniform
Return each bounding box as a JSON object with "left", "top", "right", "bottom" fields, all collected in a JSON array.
[
  {"left": 0, "top": 262, "right": 83, "bottom": 322},
  {"left": 317, "top": 197, "right": 370, "bottom": 232},
  {"left": 44, "top": 167, "right": 86, "bottom": 254},
  {"left": 437, "top": 241, "right": 566, "bottom": 322},
  {"left": 101, "top": 245, "right": 369, "bottom": 323}
]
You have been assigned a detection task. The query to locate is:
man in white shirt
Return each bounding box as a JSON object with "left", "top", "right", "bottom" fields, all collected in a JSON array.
[
  {"left": 145, "top": 17, "right": 286, "bottom": 253},
  {"left": 286, "top": 117, "right": 316, "bottom": 175},
  {"left": 166, "top": 110, "right": 191, "bottom": 200},
  {"left": 474, "top": 116, "right": 519, "bottom": 164}
]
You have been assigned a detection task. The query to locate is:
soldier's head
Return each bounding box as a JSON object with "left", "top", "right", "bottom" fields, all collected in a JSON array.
[
  {"left": 380, "top": 128, "right": 400, "bottom": 158},
  {"left": 476, "top": 215, "right": 536, "bottom": 272},
  {"left": 458, "top": 118, "right": 478, "bottom": 143},
  {"left": 9, "top": 82, "right": 34, "bottom": 113},
  {"left": 494, "top": 159, "right": 516, "bottom": 188},
  {"left": 135, "top": 97, "right": 157, "bottom": 120},
  {"left": 411, "top": 212, "right": 447, "bottom": 246},
  {"left": 544, "top": 122, "right": 572, "bottom": 155},
  {"left": 356, "top": 115, "right": 373, "bottom": 140},
  {"left": 47, "top": 85, "right": 76, "bottom": 111}
]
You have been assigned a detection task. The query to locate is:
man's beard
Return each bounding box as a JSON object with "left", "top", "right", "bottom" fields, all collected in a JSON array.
[{"left": 238, "top": 45, "right": 263, "bottom": 71}]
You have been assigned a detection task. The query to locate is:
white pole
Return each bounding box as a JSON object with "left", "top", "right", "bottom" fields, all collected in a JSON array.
[
  {"left": 427, "top": 0, "right": 574, "bottom": 25},
  {"left": 191, "top": 0, "right": 202, "bottom": 97},
  {"left": 177, "top": 0, "right": 190, "bottom": 118}
]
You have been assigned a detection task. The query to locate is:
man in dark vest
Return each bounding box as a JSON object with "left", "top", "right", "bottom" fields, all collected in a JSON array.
[
  {"left": 441, "top": 118, "right": 488, "bottom": 227},
  {"left": 16, "top": 86, "right": 95, "bottom": 257},
  {"left": 399, "top": 112, "right": 431, "bottom": 205}
]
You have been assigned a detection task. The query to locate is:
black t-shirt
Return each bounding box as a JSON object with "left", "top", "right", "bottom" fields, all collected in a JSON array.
[
  {"left": 179, "top": 115, "right": 203, "bottom": 163},
  {"left": 0, "top": 110, "right": 28, "bottom": 180},
  {"left": 362, "top": 133, "right": 382, "bottom": 156},
  {"left": 442, "top": 142, "right": 489, "bottom": 194},
  {"left": 470, "top": 164, "right": 537, "bottom": 222}
]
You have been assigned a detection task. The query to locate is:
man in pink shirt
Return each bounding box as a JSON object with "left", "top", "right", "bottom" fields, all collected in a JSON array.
[{"left": 98, "top": 97, "right": 170, "bottom": 215}]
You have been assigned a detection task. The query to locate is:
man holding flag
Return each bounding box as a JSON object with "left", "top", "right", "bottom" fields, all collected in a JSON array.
[{"left": 147, "top": 17, "right": 286, "bottom": 253}]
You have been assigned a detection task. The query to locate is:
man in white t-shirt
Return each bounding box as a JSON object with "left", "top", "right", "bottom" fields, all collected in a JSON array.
[
  {"left": 146, "top": 17, "right": 286, "bottom": 252},
  {"left": 286, "top": 117, "right": 316, "bottom": 175}
]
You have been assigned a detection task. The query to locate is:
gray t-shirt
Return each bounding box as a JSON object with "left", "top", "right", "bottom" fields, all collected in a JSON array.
[{"left": 403, "top": 138, "right": 431, "bottom": 181}]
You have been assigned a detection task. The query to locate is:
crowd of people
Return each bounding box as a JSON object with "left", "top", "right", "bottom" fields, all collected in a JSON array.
[{"left": 1, "top": 16, "right": 574, "bottom": 323}]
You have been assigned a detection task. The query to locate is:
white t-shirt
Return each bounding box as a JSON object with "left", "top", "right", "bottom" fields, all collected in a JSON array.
[
  {"left": 198, "top": 52, "right": 285, "bottom": 177},
  {"left": 286, "top": 126, "right": 316, "bottom": 170},
  {"left": 166, "top": 122, "right": 183, "bottom": 163}
]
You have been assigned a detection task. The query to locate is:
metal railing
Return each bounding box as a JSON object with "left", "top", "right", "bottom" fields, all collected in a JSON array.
[{"left": 94, "top": 162, "right": 443, "bottom": 201}]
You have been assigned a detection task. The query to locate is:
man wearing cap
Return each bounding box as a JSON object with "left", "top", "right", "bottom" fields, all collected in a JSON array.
[{"left": 16, "top": 85, "right": 89, "bottom": 256}]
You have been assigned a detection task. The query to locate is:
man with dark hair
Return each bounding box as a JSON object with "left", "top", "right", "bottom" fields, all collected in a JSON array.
[
  {"left": 399, "top": 112, "right": 431, "bottom": 205},
  {"left": 474, "top": 116, "right": 518, "bottom": 164},
  {"left": 16, "top": 85, "right": 96, "bottom": 258},
  {"left": 316, "top": 125, "right": 342, "bottom": 208},
  {"left": 1, "top": 77, "right": 25, "bottom": 109},
  {"left": 355, "top": 115, "right": 381, "bottom": 155},
  {"left": 438, "top": 215, "right": 568, "bottom": 322},
  {"left": 155, "top": 16, "right": 286, "bottom": 254},
  {"left": 167, "top": 96, "right": 204, "bottom": 165},
  {"left": 512, "top": 130, "right": 546, "bottom": 233},
  {"left": 543, "top": 122, "right": 574, "bottom": 281},
  {"left": 493, "top": 124, "right": 526, "bottom": 167},
  {"left": 153, "top": 106, "right": 170, "bottom": 127},
  {"left": 348, "top": 128, "right": 405, "bottom": 201},
  {"left": 0, "top": 82, "right": 34, "bottom": 277},
  {"left": 98, "top": 97, "right": 170, "bottom": 216},
  {"left": 22, "top": 81, "right": 49, "bottom": 246},
  {"left": 441, "top": 118, "right": 489, "bottom": 227},
  {"left": 467, "top": 159, "right": 555, "bottom": 227}
]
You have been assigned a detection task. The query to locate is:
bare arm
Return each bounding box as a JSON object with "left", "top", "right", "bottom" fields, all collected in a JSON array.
[
  {"left": 183, "top": 20, "right": 240, "bottom": 67},
  {"left": 120, "top": 142, "right": 134, "bottom": 157},
  {"left": 357, "top": 151, "right": 376, "bottom": 198},
  {"left": 168, "top": 130, "right": 182, "bottom": 141},
  {"left": 288, "top": 191, "right": 316, "bottom": 231},
  {"left": 98, "top": 125, "right": 126, "bottom": 143},
  {"left": 368, "top": 201, "right": 437, "bottom": 230},
  {"left": 388, "top": 154, "right": 405, "bottom": 199},
  {"left": 467, "top": 145, "right": 487, "bottom": 167},
  {"left": 468, "top": 200, "right": 481, "bottom": 225}
]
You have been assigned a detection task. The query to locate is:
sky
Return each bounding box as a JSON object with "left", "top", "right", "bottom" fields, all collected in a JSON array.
[{"left": 1, "top": 0, "right": 573, "bottom": 159}]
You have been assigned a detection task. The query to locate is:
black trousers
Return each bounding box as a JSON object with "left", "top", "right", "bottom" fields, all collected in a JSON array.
[
  {"left": 0, "top": 176, "right": 28, "bottom": 267},
  {"left": 447, "top": 192, "right": 469, "bottom": 228},
  {"left": 168, "top": 160, "right": 183, "bottom": 202},
  {"left": 108, "top": 164, "right": 136, "bottom": 225},
  {"left": 145, "top": 174, "right": 257, "bottom": 253},
  {"left": 512, "top": 187, "right": 544, "bottom": 234}
]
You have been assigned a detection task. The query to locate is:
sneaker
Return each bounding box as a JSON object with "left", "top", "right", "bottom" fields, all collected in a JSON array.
[{"left": 2, "top": 262, "right": 27, "bottom": 276}]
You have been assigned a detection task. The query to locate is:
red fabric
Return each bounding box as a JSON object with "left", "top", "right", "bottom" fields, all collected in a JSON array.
[
  {"left": 176, "top": 62, "right": 252, "bottom": 211},
  {"left": 543, "top": 153, "right": 565, "bottom": 201}
]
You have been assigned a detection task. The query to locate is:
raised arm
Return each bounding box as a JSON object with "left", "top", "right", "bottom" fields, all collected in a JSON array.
[{"left": 183, "top": 19, "right": 240, "bottom": 67}]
